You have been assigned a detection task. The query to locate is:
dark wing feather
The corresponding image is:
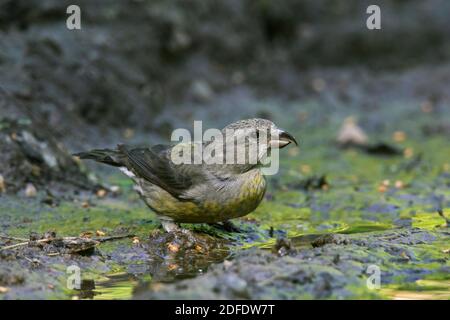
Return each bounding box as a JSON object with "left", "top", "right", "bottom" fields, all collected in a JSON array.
[{"left": 118, "top": 144, "right": 202, "bottom": 200}]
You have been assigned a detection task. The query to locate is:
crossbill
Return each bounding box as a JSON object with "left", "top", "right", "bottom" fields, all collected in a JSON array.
[{"left": 74, "top": 119, "right": 297, "bottom": 232}]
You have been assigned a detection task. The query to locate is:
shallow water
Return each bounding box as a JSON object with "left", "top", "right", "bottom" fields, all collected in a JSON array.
[{"left": 1, "top": 101, "right": 449, "bottom": 299}]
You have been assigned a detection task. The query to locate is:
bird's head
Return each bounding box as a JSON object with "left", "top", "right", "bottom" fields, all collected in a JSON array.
[
  {"left": 205, "top": 118, "right": 298, "bottom": 174},
  {"left": 222, "top": 118, "right": 298, "bottom": 150}
]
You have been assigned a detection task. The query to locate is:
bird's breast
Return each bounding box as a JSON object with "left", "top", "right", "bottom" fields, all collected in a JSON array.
[
  {"left": 140, "top": 169, "right": 267, "bottom": 223},
  {"left": 221, "top": 169, "right": 267, "bottom": 217}
]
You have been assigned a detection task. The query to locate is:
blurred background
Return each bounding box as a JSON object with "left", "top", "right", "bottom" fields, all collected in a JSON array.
[
  {"left": 1, "top": 0, "right": 450, "bottom": 192},
  {"left": 1, "top": 0, "right": 449, "bottom": 144},
  {"left": 0, "top": 0, "right": 449, "bottom": 300}
]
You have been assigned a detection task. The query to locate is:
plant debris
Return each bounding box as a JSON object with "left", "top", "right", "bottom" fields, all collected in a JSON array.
[{"left": 0, "top": 232, "right": 134, "bottom": 256}]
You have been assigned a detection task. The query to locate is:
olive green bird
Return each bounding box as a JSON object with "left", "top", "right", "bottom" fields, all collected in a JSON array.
[{"left": 74, "top": 119, "right": 297, "bottom": 232}]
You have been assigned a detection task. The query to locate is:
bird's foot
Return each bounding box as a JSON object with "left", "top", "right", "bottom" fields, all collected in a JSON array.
[
  {"left": 161, "top": 220, "right": 181, "bottom": 233},
  {"left": 209, "top": 220, "right": 241, "bottom": 233},
  {"left": 161, "top": 220, "right": 194, "bottom": 236}
]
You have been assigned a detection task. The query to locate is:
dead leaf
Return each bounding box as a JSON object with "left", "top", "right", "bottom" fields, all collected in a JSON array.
[
  {"left": 167, "top": 243, "right": 180, "bottom": 253},
  {"left": 79, "top": 231, "right": 94, "bottom": 238},
  {"left": 95, "top": 230, "right": 106, "bottom": 237},
  {"left": 167, "top": 263, "right": 178, "bottom": 271}
]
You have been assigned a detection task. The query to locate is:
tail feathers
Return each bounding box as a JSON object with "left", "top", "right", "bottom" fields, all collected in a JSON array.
[{"left": 73, "top": 149, "right": 123, "bottom": 167}]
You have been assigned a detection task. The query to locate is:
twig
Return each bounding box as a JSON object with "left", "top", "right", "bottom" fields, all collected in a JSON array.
[
  {"left": 0, "top": 234, "right": 135, "bottom": 251},
  {"left": 0, "top": 234, "right": 28, "bottom": 242},
  {"left": 93, "top": 234, "right": 135, "bottom": 242},
  {"left": 0, "top": 238, "right": 51, "bottom": 250}
]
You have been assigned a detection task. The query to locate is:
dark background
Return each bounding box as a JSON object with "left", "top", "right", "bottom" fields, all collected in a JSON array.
[{"left": 1, "top": 0, "right": 449, "bottom": 192}]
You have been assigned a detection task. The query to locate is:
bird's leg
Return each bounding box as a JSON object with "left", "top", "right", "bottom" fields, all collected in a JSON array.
[
  {"left": 222, "top": 220, "right": 242, "bottom": 233},
  {"left": 209, "top": 220, "right": 241, "bottom": 233},
  {"left": 161, "top": 220, "right": 181, "bottom": 233},
  {"left": 160, "top": 220, "right": 194, "bottom": 237}
]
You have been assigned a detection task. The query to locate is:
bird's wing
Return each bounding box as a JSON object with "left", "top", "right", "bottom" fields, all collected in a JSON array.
[{"left": 118, "top": 144, "right": 206, "bottom": 200}]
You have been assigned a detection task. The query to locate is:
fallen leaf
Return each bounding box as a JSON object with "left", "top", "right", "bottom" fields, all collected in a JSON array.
[
  {"left": 167, "top": 263, "right": 178, "bottom": 271},
  {"left": 79, "top": 231, "right": 94, "bottom": 238},
  {"left": 96, "top": 230, "right": 106, "bottom": 237},
  {"left": 132, "top": 237, "right": 140, "bottom": 244},
  {"left": 167, "top": 243, "right": 180, "bottom": 253}
]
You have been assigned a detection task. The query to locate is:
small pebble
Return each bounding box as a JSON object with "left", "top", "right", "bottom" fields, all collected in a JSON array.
[
  {"left": 25, "top": 183, "right": 37, "bottom": 197},
  {"left": 110, "top": 185, "right": 120, "bottom": 193},
  {"left": 96, "top": 189, "right": 107, "bottom": 198},
  {"left": 393, "top": 131, "right": 406, "bottom": 142},
  {"left": 0, "top": 286, "right": 9, "bottom": 293},
  {"left": 395, "top": 180, "right": 404, "bottom": 189}
]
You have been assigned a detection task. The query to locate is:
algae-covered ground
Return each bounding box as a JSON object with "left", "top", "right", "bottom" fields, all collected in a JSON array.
[
  {"left": 1, "top": 0, "right": 450, "bottom": 300},
  {"left": 1, "top": 94, "right": 449, "bottom": 300}
]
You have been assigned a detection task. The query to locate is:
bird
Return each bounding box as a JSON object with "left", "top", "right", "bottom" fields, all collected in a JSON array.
[{"left": 74, "top": 119, "right": 298, "bottom": 232}]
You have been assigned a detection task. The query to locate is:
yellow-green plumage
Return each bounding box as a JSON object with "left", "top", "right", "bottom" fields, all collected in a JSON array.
[
  {"left": 140, "top": 169, "right": 266, "bottom": 223},
  {"left": 74, "top": 118, "right": 297, "bottom": 231}
]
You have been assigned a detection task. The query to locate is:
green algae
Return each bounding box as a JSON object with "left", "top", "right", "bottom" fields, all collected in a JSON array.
[{"left": 1, "top": 102, "right": 450, "bottom": 300}]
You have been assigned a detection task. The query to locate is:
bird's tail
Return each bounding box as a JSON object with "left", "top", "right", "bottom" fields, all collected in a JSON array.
[{"left": 73, "top": 148, "right": 123, "bottom": 167}]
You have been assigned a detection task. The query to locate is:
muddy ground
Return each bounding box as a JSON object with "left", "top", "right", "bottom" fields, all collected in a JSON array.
[{"left": 1, "top": 0, "right": 450, "bottom": 299}]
